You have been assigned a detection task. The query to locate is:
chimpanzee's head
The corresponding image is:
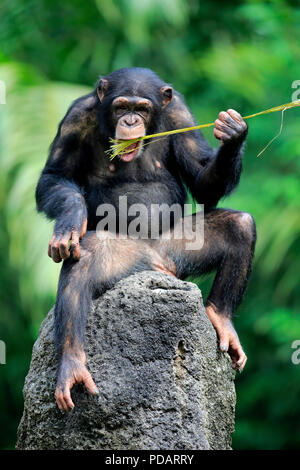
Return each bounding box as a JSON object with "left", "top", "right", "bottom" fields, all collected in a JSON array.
[{"left": 96, "top": 68, "right": 173, "bottom": 162}]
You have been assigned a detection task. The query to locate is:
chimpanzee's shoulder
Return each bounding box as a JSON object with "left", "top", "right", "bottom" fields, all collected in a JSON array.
[
  {"left": 65, "top": 92, "right": 98, "bottom": 122},
  {"left": 59, "top": 92, "right": 99, "bottom": 138},
  {"left": 165, "top": 91, "right": 196, "bottom": 128}
]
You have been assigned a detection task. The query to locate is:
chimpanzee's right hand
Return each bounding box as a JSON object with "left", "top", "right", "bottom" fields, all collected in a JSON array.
[{"left": 48, "top": 218, "right": 87, "bottom": 263}]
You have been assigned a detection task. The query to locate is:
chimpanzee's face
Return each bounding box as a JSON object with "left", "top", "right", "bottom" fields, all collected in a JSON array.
[
  {"left": 110, "top": 96, "right": 153, "bottom": 162},
  {"left": 97, "top": 70, "right": 173, "bottom": 162}
]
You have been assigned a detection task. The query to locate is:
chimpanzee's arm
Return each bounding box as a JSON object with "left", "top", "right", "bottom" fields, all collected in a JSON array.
[
  {"left": 167, "top": 93, "right": 247, "bottom": 209},
  {"left": 35, "top": 93, "right": 98, "bottom": 262}
]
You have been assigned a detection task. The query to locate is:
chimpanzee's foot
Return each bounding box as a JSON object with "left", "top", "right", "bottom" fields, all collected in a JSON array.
[
  {"left": 55, "top": 350, "right": 98, "bottom": 411},
  {"left": 205, "top": 304, "right": 247, "bottom": 372}
]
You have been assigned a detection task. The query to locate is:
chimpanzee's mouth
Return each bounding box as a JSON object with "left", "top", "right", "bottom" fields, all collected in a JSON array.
[{"left": 119, "top": 140, "right": 143, "bottom": 162}]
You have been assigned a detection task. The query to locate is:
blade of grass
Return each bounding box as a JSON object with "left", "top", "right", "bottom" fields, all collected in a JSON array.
[{"left": 107, "top": 99, "right": 300, "bottom": 159}]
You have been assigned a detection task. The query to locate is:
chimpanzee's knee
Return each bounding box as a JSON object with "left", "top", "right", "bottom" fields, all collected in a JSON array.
[{"left": 232, "top": 211, "right": 256, "bottom": 244}]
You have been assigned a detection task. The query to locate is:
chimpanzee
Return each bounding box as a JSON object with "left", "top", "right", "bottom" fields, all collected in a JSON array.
[{"left": 36, "top": 67, "right": 256, "bottom": 411}]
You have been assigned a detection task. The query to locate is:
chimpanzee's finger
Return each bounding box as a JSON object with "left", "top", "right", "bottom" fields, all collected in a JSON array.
[
  {"left": 218, "top": 332, "right": 230, "bottom": 353},
  {"left": 55, "top": 387, "right": 68, "bottom": 411},
  {"left": 236, "top": 349, "right": 247, "bottom": 371},
  {"left": 213, "top": 128, "right": 222, "bottom": 140},
  {"left": 59, "top": 234, "right": 71, "bottom": 260},
  {"left": 215, "top": 118, "right": 237, "bottom": 136},
  {"left": 238, "top": 356, "right": 247, "bottom": 372},
  {"left": 227, "top": 109, "right": 246, "bottom": 125},
  {"left": 80, "top": 218, "right": 88, "bottom": 239},
  {"left": 214, "top": 118, "right": 227, "bottom": 130},
  {"left": 227, "top": 111, "right": 247, "bottom": 136},
  {"left": 213, "top": 127, "right": 231, "bottom": 142},
  {"left": 48, "top": 235, "right": 56, "bottom": 258},
  {"left": 62, "top": 382, "right": 75, "bottom": 410},
  {"left": 82, "top": 369, "right": 99, "bottom": 396},
  {"left": 222, "top": 113, "right": 243, "bottom": 131},
  {"left": 50, "top": 235, "right": 63, "bottom": 263},
  {"left": 230, "top": 341, "right": 247, "bottom": 371},
  {"left": 70, "top": 231, "right": 81, "bottom": 260}
]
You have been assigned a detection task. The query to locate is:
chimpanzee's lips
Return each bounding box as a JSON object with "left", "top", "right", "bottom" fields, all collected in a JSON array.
[{"left": 119, "top": 140, "right": 142, "bottom": 162}]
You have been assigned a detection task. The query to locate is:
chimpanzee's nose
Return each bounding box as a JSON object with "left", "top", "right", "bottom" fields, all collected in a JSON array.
[{"left": 124, "top": 115, "right": 138, "bottom": 127}]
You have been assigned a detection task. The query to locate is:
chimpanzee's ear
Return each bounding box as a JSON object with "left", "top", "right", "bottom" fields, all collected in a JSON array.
[
  {"left": 97, "top": 78, "right": 109, "bottom": 103},
  {"left": 160, "top": 86, "right": 173, "bottom": 108}
]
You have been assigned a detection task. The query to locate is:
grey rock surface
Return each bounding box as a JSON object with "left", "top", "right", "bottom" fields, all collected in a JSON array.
[{"left": 16, "top": 271, "right": 236, "bottom": 450}]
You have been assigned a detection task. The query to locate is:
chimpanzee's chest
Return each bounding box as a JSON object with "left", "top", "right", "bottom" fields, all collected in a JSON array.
[{"left": 85, "top": 164, "right": 186, "bottom": 230}]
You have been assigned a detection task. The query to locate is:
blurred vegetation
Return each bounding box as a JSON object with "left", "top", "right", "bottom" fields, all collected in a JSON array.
[{"left": 0, "top": 0, "right": 300, "bottom": 450}]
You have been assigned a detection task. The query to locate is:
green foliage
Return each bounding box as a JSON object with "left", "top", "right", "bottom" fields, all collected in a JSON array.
[{"left": 0, "top": 0, "right": 299, "bottom": 450}]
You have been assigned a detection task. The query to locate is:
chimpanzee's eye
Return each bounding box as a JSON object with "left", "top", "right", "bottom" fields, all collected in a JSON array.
[{"left": 137, "top": 106, "right": 150, "bottom": 113}]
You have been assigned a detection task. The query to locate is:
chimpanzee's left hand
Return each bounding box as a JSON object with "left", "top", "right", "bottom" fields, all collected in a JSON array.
[{"left": 213, "top": 109, "right": 247, "bottom": 144}]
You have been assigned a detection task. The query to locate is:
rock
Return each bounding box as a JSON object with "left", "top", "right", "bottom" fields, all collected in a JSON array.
[{"left": 16, "top": 271, "right": 235, "bottom": 450}]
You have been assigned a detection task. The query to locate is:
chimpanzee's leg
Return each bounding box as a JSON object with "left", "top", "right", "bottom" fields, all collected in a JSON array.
[
  {"left": 153, "top": 208, "right": 256, "bottom": 371},
  {"left": 54, "top": 230, "right": 174, "bottom": 411},
  {"left": 55, "top": 210, "right": 255, "bottom": 410}
]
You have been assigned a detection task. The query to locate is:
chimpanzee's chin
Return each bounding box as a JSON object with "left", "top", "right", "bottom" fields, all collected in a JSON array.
[{"left": 120, "top": 152, "right": 136, "bottom": 162}]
